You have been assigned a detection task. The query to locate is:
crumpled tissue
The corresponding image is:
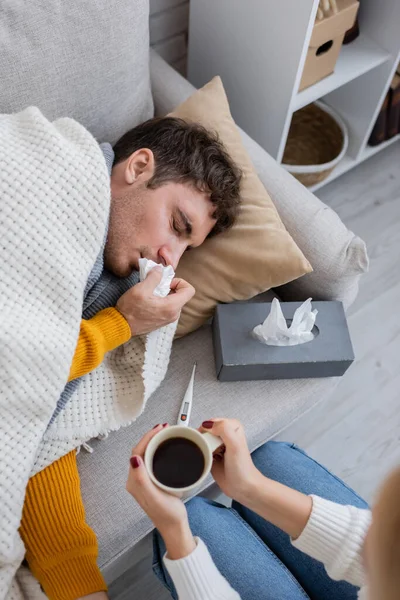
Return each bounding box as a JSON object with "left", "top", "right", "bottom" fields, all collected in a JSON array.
[
  {"left": 252, "top": 298, "right": 318, "bottom": 346},
  {"left": 138, "top": 258, "right": 175, "bottom": 298}
]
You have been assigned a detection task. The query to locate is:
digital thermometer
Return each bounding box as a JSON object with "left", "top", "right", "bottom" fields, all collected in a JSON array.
[{"left": 177, "top": 362, "right": 196, "bottom": 426}]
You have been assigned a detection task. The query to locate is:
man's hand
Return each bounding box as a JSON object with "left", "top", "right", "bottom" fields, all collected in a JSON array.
[{"left": 116, "top": 267, "right": 195, "bottom": 336}]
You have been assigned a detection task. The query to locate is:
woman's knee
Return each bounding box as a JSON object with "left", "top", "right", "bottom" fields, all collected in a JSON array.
[
  {"left": 251, "top": 441, "right": 297, "bottom": 479},
  {"left": 250, "top": 441, "right": 319, "bottom": 493},
  {"left": 186, "top": 495, "right": 214, "bottom": 517},
  {"left": 186, "top": 496, "right": 226, "bottom": 534},
  {"left": 251, "top": 442, "right": 368, "bottom": 508}
]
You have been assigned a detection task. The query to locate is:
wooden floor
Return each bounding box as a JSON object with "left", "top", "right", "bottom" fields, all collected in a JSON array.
[
  {"left": 109, "top": 142, "right": 400, "bottom": 598},
  {"left": 278, "top": 141, "right": 400, "bottom": 504}
]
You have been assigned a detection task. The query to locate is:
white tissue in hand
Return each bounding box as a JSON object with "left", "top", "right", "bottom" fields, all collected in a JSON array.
[
  {"left": 252, "top": 298, "right": 318, "bottom": 346},
  {"left": 138, "top": 258, "right": 175, "bottom": 298}
]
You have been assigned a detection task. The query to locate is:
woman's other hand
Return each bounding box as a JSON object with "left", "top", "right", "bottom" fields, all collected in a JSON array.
[
  {"left": 201, "top": 418, "right": 262, "bottom": 504},
  {"left": 126, "top": 424, "right": 196, "bottom": 559},
  {"left": 202, "top": 419, "right": 312, "bottom": 540}
]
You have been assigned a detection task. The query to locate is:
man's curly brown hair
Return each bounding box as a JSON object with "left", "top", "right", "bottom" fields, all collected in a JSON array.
[{"left": 113, "top": 117, "right": 242, "bottom": 236}]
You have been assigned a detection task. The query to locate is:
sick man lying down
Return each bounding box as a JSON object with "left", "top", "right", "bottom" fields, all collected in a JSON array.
[{"left": 19, "top": 115, "right": 241, "bottom": 599}]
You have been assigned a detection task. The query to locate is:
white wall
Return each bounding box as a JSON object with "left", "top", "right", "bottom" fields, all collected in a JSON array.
[{"left": 149, "top": 0, "right": 189, "bottom": 75}]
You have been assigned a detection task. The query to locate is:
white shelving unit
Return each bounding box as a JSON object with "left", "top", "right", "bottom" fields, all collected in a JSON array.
[{"left": 187, "top": 0, "right": 400, "bottom": 191}]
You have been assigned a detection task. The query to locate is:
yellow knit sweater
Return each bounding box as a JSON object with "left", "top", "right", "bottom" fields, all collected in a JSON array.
[{"left": 19, "top": 307, "right": 131, "bottom": 600}]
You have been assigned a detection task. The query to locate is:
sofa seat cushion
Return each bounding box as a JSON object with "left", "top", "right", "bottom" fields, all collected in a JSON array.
[
  {"left": 0, "top": 0, "right": 153, "bottom": 143},
  {"left": 78, "top": 315, "right": 340, "bottom": 575}
]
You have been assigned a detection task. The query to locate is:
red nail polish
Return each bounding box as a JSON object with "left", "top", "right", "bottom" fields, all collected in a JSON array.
[
  {"left": 153, "top": 424, "right": 160, "bottom": 429},
  {"left": 163, "top": 423, "right": 168, "bottom": 427},
  {"left": 130, "top": 456, "right": 140, "bottom": 469},
  {"left": 202, "top": 421, "right": 214, "bottom": 429}
]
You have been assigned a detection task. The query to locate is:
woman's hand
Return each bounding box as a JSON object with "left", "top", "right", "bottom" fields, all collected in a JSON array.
[
  {"left": 201, "top": 418, "right": 262, "bottom": 504},
  {"left": 126, "top": 424, "right": 196, "bottom": 559},
  {"left": 202, "top": 419, "right": 312, "bottom": 539}
]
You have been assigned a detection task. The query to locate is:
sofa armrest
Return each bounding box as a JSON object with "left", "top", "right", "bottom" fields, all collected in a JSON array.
[{"left": 150, "top": 51, "right": 368, "bottom": 308}]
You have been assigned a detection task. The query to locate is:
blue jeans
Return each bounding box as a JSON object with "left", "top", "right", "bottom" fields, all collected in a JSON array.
[{"left": 153, "top": 442, "right": 368, "bottom": 600}]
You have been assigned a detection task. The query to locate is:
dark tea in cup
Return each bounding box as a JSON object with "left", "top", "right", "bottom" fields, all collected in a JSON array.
[
  {"left": 152, "top": 437, "right": 205, "bottom": 488},
  {"left": 144, "top": 425, "right": 222, "bottom": 496}
]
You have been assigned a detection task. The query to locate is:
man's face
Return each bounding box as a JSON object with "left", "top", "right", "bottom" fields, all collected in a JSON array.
[{"left": 104, "top": 149, "right": 216, "bottom": 278}]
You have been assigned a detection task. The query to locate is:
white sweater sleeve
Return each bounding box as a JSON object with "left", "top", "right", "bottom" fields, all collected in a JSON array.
[
  {"left": 163, "top": 537, "right": 241, "bottom": 600},
  {"left": 292, "top": 495, "right": 372, "bottom": 588}
]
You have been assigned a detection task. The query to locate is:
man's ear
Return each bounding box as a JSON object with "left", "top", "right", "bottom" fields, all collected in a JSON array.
[{"left": 125, "top": 148, "right": 154, "bottom": 185}]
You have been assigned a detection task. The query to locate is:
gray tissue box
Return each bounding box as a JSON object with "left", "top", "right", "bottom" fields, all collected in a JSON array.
[{"left": 213, "top": 301, "right": 354, "bottom": 382}]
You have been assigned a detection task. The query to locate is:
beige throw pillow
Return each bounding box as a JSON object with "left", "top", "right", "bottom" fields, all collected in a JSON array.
[{"left": 172, "top": 77, "right": 312, "bottom": 337}]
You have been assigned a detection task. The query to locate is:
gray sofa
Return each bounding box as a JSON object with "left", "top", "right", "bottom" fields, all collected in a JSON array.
[
  {"left": 80, "top": 53, "right": 368, "bottom": 585},
  {"left": 0, "top": 0, "right": 367, "bottom": 587}
]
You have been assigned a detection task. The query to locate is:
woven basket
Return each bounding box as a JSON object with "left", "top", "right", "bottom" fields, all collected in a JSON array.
[{"left": 282, "top": 102, "right": 348, "bottom": 187}]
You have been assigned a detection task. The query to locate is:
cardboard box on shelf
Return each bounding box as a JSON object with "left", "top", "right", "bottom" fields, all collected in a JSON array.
[{"left": 299, "top": 0, "right": 359, "bottom": 91}]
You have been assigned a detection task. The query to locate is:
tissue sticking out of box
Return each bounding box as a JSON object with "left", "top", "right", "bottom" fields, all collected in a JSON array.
[
  {"left": 138, "top": 258, "right": 175, "bottom": 298},
  {"left": 252, "top": 298, "right": 318, "bottom": 346}
]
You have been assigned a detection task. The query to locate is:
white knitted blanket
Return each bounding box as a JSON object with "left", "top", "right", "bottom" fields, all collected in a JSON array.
[{"left": 0, "top": 108, "right": 175, "bottom": 599}]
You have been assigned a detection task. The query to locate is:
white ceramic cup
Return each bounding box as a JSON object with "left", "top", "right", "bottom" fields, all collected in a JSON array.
[{"left": 144, "top": 425, "right": 223, "bottom": 497}]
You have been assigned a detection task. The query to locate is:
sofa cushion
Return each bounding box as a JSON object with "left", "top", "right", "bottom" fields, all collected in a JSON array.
[
  {"left": 170, "top": 77, "right": 312, "bottom": 338},
  {"left": 78, "top": 307, "right": 339, "bottom": 579},
  {"left": 240, "top": 130, "right": 369, "bottom": 309},
  {"left": 0, "top": 0, "right": 153, "bottom": 143}
]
